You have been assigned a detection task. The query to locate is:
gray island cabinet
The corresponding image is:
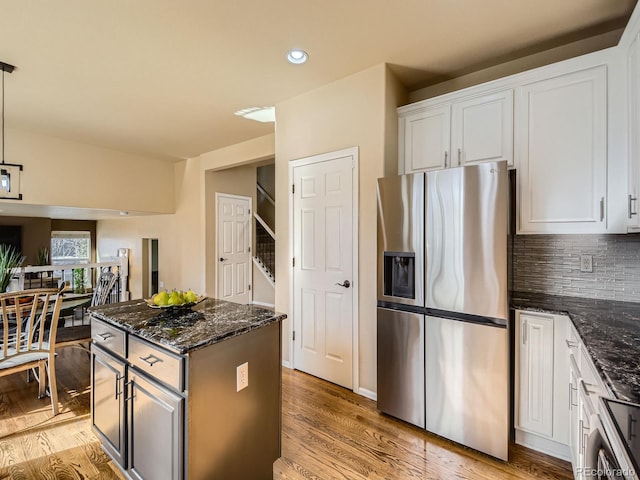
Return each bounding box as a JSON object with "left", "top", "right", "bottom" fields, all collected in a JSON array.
[{"left": 88, "top": 298, "right": 286, "bottom": 480}]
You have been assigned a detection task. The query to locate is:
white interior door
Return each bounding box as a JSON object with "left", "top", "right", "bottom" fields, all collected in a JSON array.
[
  {"left": 292, "top": 150, "right": 356, "bottom": 389},
  {"left": 216, "top": 193, "right": 252, "bottom": 304}
]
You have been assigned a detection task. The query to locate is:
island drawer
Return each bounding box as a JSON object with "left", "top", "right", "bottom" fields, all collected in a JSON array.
[
  {"left": 128, "top": 336, "right": 184, "bottom": 392},
  {"left": 91, "top": 318, "right": 126, "bottom": 358}
]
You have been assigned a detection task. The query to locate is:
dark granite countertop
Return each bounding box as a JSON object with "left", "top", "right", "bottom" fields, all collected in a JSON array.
[
  {"left": 89, "top": 298, "right": 286, "bottom": 355},
  {"left": 511, "top": 291, "right": 640, "bottom": 404}
]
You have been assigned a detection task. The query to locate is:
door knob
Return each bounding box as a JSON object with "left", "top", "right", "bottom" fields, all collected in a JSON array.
[
  {"left": 219, "top": 257, "right": 227, "bottom": 262},
  {"left": 335, "top": 280, "right": 350, "bottom": 288}
]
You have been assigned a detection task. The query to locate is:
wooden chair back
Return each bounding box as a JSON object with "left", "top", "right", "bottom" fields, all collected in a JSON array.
[
  {"left": 0, "top": 288, "right": 63, "bottom": 364},
  {"left": 91, "top": 270, "right": 118, "bottom": 307}
]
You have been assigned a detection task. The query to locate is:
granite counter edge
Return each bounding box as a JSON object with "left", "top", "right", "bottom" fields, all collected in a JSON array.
[{"left": 89, "top": 310, "right": 287, "bottom": 355}]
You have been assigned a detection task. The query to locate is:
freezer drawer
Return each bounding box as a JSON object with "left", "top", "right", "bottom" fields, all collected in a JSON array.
[
  {"left": 377, "top": 307, "right": 425, "bottom": 428},
  {"left": 425, "top": 315, "right": 509, "bottom": 461}
]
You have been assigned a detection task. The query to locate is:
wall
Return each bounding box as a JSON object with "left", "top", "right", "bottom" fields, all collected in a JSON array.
[
  {"left": 513, "top": 234, "right": 640, "bottom": 302},
  {"left": 97, "top": 158, "right": 203, "bottom": 299},
  {"left": 274, "top": 63, "right": 406, "bottom": 396},
  {"left": 200, "top": 134, "right": 274, "bottom": 172},
  {"left": 409, "top": 30, "right": 623, "bottom": 103},
  {"left": 204, "top": 165, "right": 257, "bottom": 296},
  {"left": 0, "top": 216, "right": 50, "bottom": 264},
  {"left": 2, "top": 128, "right": 175, "bottom": 214}
]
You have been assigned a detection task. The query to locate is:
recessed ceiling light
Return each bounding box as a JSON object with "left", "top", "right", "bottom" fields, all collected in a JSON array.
[
  {"left": 119, "top": 211, "right": 129, "bottom": 216},
  {"left": 287, "top": 49, "right": 308, "bottom": 65},
  {"left": 234, "top": 106, "right": 275, "bottom": 123}
]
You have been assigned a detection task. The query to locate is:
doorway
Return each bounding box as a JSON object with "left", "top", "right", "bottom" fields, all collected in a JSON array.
[
  {"left": 142, "top": 238, "right": 159, "bottom": 298},
  {"left": 290, "top": 147, "right": 359, "bottom": 390}
]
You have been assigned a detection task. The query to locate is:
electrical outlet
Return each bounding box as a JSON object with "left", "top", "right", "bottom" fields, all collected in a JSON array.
[
  {"left": 159, "top": 280, "right": 164, "bottom": 289},
  {"left": 580, "top": 255, "right": 593, "bottom": 273},
  {"left": 236, "top": 362, "right": 249, "bottom": 392}
]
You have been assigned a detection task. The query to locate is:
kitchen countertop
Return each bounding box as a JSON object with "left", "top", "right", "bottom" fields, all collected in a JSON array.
[
  {"left": 511, "top": 291, "right": 640, "bottom": 404},
  {"left": 89, "top": 298, "right": 286, "bottom": 355}
]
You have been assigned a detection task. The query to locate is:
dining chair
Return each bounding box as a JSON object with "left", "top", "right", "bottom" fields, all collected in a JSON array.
[
  {"left": 0, "top": 288, "right": 64, "bottom": 415},
  {"left": 55, "top": 269, "right": 119, "bottom": 351}
]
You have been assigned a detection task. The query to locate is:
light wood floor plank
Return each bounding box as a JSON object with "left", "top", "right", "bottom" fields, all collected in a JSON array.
[
  {"left": 276, "top": 368, "right": 573, "bottom": 480},
  {"left": 0, "top": 347, "right": 573, "bottom": 480}
]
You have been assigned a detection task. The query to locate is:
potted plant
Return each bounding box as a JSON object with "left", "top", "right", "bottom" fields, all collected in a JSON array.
[
  {"left": 73, "top": 268, "right": 86, "bottom": 294},
  {"left": 0, "top": 244, "right": 25, "bottom": 292},
  {"left": 36, "top": 247, "right": 49, "bottom": 267}
]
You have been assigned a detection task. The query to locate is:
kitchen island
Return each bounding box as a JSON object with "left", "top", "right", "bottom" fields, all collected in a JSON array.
[{"left": 88, "top": 298, "right": 286, "bottom": 480}]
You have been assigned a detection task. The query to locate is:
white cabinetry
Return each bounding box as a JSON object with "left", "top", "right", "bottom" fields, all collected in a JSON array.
[
  {"left": 514, "top": 311, "right": 570, "bottom": 460},
  {"left": 515, "top": 66, "right": 608, "bottom": 234},
  {"left": 399, "top": 90, "right": 513, "bottom": 174},
  {"left": 400, "top": 104, "right": 450, "bottom": 172},
  {"left": 628, "top": 32, "right": 640, "bottom": 232}
]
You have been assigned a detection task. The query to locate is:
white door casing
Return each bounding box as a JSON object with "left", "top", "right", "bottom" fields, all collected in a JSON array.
[
  {"left": 216, "top": 193, "right": 252, "bottom": 304},
  {"left": 290, "top": 147, "right": 358, "bottom": 391}
]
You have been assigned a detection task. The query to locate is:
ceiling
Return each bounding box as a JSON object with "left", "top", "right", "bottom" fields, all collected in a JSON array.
[{"left": 0, "top": 0, "right": 637, "bottom": 163}]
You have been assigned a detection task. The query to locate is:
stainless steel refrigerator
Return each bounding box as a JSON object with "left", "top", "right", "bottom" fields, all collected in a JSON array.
[{"left": 377, "top": 161, "right": 509, "bottom": 461}]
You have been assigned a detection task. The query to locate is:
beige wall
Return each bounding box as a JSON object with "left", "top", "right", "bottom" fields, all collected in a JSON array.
[
  {"left": 200, "top": 133, "right": 274, "bottom": 171},
  {"left": 274, "top": 64, "right": 405, "bottom": 394},
  {"left": 204, "top": 165, "right": 257, "bottom": 296},
  {"left": 3, "top": 128, "right": 175, "bottom": 214},
  {"left": 97, "top": 158, "right": 203, "bottom": 299}
]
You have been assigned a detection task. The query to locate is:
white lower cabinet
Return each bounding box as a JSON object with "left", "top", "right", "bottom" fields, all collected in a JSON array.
[
  {"left": 515, "top": 311, "right": 570, "bottom": 459},
  {"left": 516, "top": 311, "right": 614, "bottom": 478}
]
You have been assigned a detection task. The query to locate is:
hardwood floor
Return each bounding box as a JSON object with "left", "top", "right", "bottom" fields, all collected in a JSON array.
[
  {"left": 0, "top": 349, "right": 573, "bottom": 480},
  {"left": 0, "top": 347, "right": 123, "bottom": 479},
  {"left": 274, "top": 368, "right": 573, "bottom": 480}
]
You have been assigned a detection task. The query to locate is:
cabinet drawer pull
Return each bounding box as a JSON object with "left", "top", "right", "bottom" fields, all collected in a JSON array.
[
  {"left": 124, "top": 380, "right": 134, "bottom": 402},
  {"left": 600, "top": 197, "right": 605, "bottom": 222},
  {"left": 457, "top": 148, "right": 461, "bottom": 166},
  {"left": 565, "top": 339, "right": 578, "bottom": 349},
  {"left": 115, "top": 373, "right": 121, "bottom": 400},
  {"left": 569, "top": 383, "right": 578, "bottom": 408},
  {"left": 579, "top": 419, "right": 584, "bottom": 452},
  {"left": 139, "top": 354, "right": 162, "bottom": 366},
  {"left": 629, "top": 195, "right": 638, "bottom": 219},
  {"left": 96, "top": 332, "right": 113, "bottom": 341},
  {"left": 444, "top": 151, "right": 448, "bottom": 168}
]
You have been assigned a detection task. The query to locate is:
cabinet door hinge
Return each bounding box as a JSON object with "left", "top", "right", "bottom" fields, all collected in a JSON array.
[
  {"left": 248, "top": 284, "right": 251, "bottom": 291},
  {"left": 292, "top": 257, "right": 295, "bottom": 268},
  {"left": 292, "top": 184, "right": 295, "bottom": 194},
  {"left": 293, "top": 331, "right": 296, "bottom": 341}
]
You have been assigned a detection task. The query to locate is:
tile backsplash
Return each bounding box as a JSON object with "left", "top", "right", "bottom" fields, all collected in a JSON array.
[{"left": 512, "top": 234, "right": 640, "bottom": 303}]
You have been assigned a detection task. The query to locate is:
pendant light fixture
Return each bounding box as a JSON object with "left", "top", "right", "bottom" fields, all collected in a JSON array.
[{"left": 0, "top": 60, "right": 22, "bottom": 200}]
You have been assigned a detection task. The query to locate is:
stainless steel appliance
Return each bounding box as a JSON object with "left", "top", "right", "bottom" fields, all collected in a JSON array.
[
  {"left": 377, "top": 161, "right": 509, "bottom": 461},
  {"left": 377, "top": 173, "right": 426, "bottom": 428},
  {"left": 589, "top": 397, "right": 640, "bottom": 479}
]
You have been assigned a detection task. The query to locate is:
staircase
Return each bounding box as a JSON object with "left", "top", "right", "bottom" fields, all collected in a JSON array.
[{"left": 253, "top": 164, "right": 276, "bottom": 306}]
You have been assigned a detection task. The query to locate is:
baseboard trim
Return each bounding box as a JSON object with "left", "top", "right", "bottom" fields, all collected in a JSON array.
[
  {"left": 514, "top": 428, "right": 571, "bottom": 462},
  {"left": 358, "top": 387, "right": 377, "bottom": 401},
  {"left": 282, "top": 360, "right": 292, "bottom": 369}
]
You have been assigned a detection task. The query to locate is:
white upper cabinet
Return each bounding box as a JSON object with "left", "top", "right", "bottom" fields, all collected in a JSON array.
[
  {"left": 628, "top": 33, "right": 640, "bottom": 232},
  {"left": 451, "top": 91, "right": 513, "bottom": 168},
  {"left": 399, "top": 90, "right": 513, "bottom": 174},
  {"left": 400, "top": 104, "right": 450, "bottom": 172},
  {"left": 515, "top": 65, "right": 608, "bottom": 234}
]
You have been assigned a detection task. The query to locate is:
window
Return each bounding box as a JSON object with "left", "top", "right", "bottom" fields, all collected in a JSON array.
[
  {"left": 51, "top": 231, "right": 91, "bottom": 265},
  {"left": 51, "top": 231, "right": 91, "bottom": 288}
]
